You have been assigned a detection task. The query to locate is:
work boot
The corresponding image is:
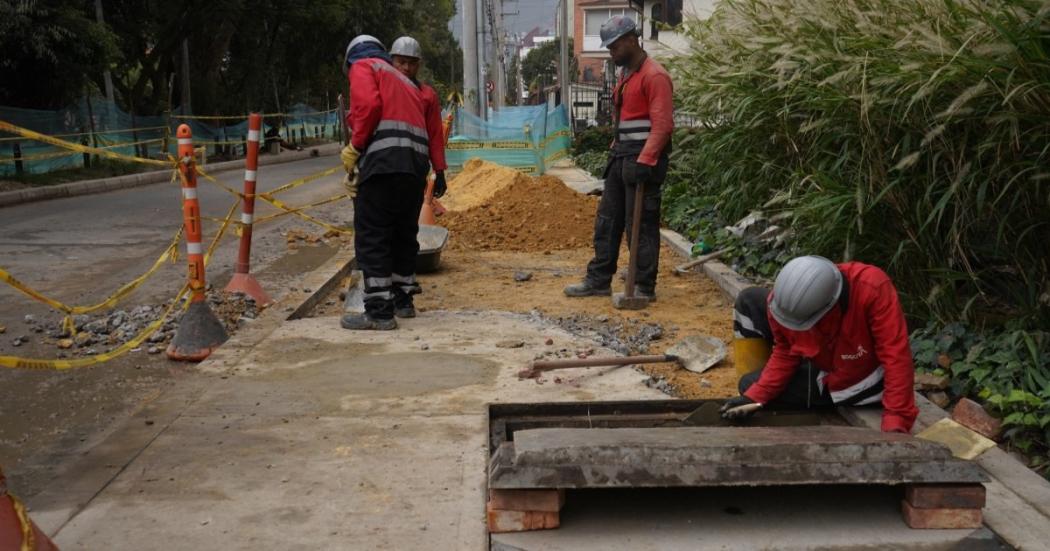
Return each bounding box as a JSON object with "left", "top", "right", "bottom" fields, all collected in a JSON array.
[
  {"left": 564, "top": 281, "right": 612, "bottom": 297},
  {"left": 636, "top": 288, "right": 657, "bottom": 302},
  {"left": 393, "top": 292, "right": 417, "bottom": 319},
  {"left": 340, "top": 312, "right": 397, "bottom": 331}
]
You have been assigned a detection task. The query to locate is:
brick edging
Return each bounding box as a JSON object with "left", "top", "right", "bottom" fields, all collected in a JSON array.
[{"left": 0, "top": 142, "right": 341, "bottom": 209}]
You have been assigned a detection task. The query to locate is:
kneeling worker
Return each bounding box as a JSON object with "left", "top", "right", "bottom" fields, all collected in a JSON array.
[{"left": 721, "top": 256, "right": 919, "bottom": 433}]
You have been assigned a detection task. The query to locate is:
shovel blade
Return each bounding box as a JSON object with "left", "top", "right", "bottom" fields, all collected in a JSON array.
[{"left": 668, "top": 334, "right": 727, "bottom": 374}]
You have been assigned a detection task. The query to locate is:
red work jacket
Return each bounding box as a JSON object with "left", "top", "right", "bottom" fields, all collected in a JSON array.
[
  {"left": 612, "top": 56, "right": 674, "bottom": 166},
  {"left": 744, "top": 262, "right": 919, "bottom": 433},
  {"left": 347, "top": 57, "right": 430, "bottom": 182},
  {"left": 418, "top": 82, "right": 447, "bottom": 172}
]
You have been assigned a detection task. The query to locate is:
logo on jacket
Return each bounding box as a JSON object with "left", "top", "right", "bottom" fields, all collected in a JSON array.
[{"left": 841, "top": 345, "right": 868, "bottom": 361}]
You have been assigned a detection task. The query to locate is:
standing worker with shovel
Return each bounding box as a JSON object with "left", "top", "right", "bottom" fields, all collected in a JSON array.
[{"left": 564, "top": 15, "right": 674, "bottom": 308}]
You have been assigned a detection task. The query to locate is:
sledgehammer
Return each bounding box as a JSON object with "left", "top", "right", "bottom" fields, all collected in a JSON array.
[{"left": 613, "top": 181, "right": 649, "bottom": 310}]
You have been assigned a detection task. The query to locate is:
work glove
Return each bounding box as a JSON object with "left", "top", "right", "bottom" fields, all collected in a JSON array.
[
  {"left": 342, "top": 172, "right": 358, "bottom": 199},
  {"left": 340, "top": 144, "right": 361, "bottom": 174},
  {"left": 635, "top": 162, "right": 655, "bottom": 185},
  {"left": 720, "top": 395, "right": 763, "bottom": 420},
  {"left": 433, "top": 171, "right": 447, "bottom": 199}
]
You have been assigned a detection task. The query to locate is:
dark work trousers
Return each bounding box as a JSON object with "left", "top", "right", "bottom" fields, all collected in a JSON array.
[
  {"left": 734, "top": 286, "right": 834, "bottom": 410},
  {"left": 353, "top": 172, "right": 426, "bottom": 319},
  {"left": 584, "top": 155, "right": 667, "bottom": 293}
]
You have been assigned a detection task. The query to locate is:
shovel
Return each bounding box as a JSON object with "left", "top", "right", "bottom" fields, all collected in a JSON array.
[
  {"left": 673, "top": 250, "right": 725, "bottom": 276},
  {"left": 518, "top": 334, "right": 727, "bottom": 379}
]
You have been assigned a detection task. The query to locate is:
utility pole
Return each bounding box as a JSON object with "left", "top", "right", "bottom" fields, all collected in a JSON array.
[
  {"left": 94, "top": 0, "right": 115, "bottom": 106},
  {"left": 492, "top": 0, "right": 506, "bottom": 110},
  {"left": 463, "top": 0, "right": 480, "bottom": 116},
  {"left": 479, "top": 0, "right": 489, "bottom": 119},
  {"left": 181, "top": 39, "right": 192, "bottom": 114},
  {"left": 559, "top": 0, "right": 569, "bottom": 108}
]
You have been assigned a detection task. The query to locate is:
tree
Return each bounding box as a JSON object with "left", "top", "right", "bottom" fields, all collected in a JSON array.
[
  {"left": 0, "top": 0, "right": 119, "bottom": 108},
  {"left": 521, "top": 38, "right": 576, "bottom": 93}
]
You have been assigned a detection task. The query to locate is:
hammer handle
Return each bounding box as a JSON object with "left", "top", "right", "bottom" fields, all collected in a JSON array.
[{"left": 529, "top": 354, "right": 673, "bottom": 372}]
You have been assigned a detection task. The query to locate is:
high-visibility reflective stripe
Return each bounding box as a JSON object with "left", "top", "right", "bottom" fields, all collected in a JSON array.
[
  {"left": 369, "top": 60, "right": 418, "bottom": 88},
  {"left": 241, "top": 213, "right": 254, "bottom": 225},
  {"left": 365, "top": 137, "right": 429, "bottom": 156},
  {"left": 247, "top": 129, "right": 260, "bottom": 142},
  {"left": 733, "top": 311, "right": 759, "bottom": 339},
  {"left": 182, "top": 188, "right": 197, "bottom": 200},
  {"left": 619, "top": 132, "right": 651, "bottom": 141},
  {"left": 391, "top": 273, "right": 417, "bottom": 284},
  {"left": 365, "top": 277, "right": 392, "bottom": 288},
  {"left": 619, "top": 119, "right": 651, "bottom": 129},
  {"left": 377, "top": 120, "right": 428, "bottom": 140},
  {"left": 178, "top": 138, "right": 193, "bottom": 145},
  {"left": 363, "top": 290, "right": 393, "bottom": 300},
  {"left": 825, "top": 366, "right": 885, "bottom": 404},
  {"left": 244, "top": 169, "right": 257, "bottom": 181},
  {"left": 187, "top": 242, "right": 204, "bottom": 255}
]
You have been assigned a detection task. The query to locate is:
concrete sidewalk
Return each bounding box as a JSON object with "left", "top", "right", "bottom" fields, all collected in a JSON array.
[{"left": 32, "top": 310, "right": 664, "bottom": 550}]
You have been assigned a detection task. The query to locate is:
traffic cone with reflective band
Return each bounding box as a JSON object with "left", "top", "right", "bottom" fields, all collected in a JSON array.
[
  {"left": 167, "top": 124, "right": 229, "bottom": 362},
  {"left": 1, "top": 467, "right": 59, "bottom": 551},
  {"left": 225, "top": 113, "right": 273, "bottom": 306}
]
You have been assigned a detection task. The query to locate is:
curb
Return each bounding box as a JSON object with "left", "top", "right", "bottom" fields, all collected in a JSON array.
[
  {"left": 25, "top": 247, "right": 356, "bottom": 536},
  {"left": 0, "top": 142, "right": 342, "bottom": 209},
  {"left": 659, "top": 226, "right": 1050, "bottom": 548}
]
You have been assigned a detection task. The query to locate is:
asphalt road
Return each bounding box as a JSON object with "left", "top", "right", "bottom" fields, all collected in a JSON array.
[{"left": 0, "top": 153, "right": 352, "bottom": 497}]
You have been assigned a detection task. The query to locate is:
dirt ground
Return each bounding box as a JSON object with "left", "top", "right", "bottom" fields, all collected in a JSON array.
[{"left": 314, "top": 161, "right": 741, "bottom": 398}]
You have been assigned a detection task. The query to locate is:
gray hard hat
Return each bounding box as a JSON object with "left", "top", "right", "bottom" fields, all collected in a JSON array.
[
  {"left": 345, "top": 35, "right": 384, "bottom": 68},
  {"left": 600, "top": 15, "right": 640, "bottom": 48},
  {"left": 769, "top": 256, "right": 843, "bottom": 331},
  {"left": 391, "top": 36, "right": 422, "bottom": 59}
]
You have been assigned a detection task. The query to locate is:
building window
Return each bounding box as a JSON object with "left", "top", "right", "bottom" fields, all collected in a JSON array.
[
  {"left": 583, "top": 7, "right": 640, "bottom": 51},
  {"left": 651, "top": 3, "right": 662, "bottom": 39},
  {"left": 665, "top": 0, "right": 683, "bottom": 26}
]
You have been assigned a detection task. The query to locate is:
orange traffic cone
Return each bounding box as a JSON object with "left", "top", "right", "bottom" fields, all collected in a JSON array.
[
  {"left": 1, "top": 468, "right": 59, "bottom": 551},
  {"left": 419, "top": 175, "right": 437, "bottom": 225}
]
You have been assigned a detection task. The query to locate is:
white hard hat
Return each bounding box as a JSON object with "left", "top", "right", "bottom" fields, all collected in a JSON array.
[
  {"left": 769, "top": 255, "right": 843, "bottom": 331},
  {"left": 390, "top": 36, "right": 422, "bottom": 59}
]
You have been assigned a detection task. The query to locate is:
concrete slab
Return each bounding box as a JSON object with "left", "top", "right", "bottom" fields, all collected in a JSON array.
[
  {"left": 545, "top": 163, "right": 603, "bottom": 195},
  {"left": 491, "top": 426, "right": 985, "bottom": 489},
  {"left": 41, "top": 311, "right": 665, "bottom": 550},
  {"left": 492, "top": 487, "right": 1008, "bottom": 551}
]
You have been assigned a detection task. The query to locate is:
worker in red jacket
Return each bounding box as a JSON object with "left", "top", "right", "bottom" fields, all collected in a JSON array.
[
  {"left": 389, "top": 36, "right": 448, "bottom": 199},
  {"left": 721, "top": 256, "right": 919, "bottom": 433},
  {"left": 565, "top": 15, "right": 673, "bottom": 300},
  {"left": 340, "top": 35, "right": 431, "bottom": 330}
]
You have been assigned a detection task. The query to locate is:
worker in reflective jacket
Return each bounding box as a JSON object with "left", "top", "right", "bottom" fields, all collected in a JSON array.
[
  {"left": 389, "top": 36, "right": 449, "bottom": 198},
  {"left": 340, "top": 35, "right": 431, "bottom": 330},
  {"left": 722, "top": 256, "right": 920, "bottom": 433},
  {"left": 565, "top": 15, "right": 673, "bottom": 300}
]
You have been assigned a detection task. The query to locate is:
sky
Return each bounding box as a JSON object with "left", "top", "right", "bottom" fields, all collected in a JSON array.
[{"left": 450, "top": 0, "right": 560, "bottom": 41}]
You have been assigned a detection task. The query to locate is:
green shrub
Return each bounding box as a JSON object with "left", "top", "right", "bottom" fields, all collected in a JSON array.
[
  {"left": 572, "top": 126, "right": 613, "bottom": 156},
  {"left": 664, "top": 0, "right": 1050, "bottom": 326},
  {"left": 912, "top": 324, "right": 1050, "bottom": 476}
]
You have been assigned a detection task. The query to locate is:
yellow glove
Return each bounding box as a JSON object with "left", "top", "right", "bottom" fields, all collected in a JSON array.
[
  {"left": 342, "top": 172, "right": 359, "bottom": 199},
  {"left": 340, "top": 144, "right": 361, "bottom": 174}
]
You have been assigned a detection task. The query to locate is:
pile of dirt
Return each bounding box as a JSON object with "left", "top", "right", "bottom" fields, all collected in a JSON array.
[
  {"left": 441, "top": 159, "right": 532, "bottom": 212},
  {"left": 439, "top": 174, "right": 599, "bottom": 252}
]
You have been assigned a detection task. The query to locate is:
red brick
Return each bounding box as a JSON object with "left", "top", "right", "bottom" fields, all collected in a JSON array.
[
  {"left": 901, "top": 500, "right": 983, "bottom": 529},
  {"left": 488, "top": 489, "right": 565, "bottom": 512},
  {"left": 486, "top": 502, "right": 560, "bottom": 533},
  {"left": 905, "top": 484, "right": 986, "bottom": 509},
  {"left": 951, "top": 398, "right": 1003, "bottom": 440}
]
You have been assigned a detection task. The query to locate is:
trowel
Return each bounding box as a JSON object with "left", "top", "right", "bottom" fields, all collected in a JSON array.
[{"left": 518, "top": 335, "right": 727, "bottom": 379}]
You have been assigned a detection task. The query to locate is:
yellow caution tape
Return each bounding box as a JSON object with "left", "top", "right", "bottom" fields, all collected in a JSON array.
[
  {"left": 252, "top": 193, "right": 350, "bottom": 225},
  {"left": 193, "top": 166, "right": 245, "bottom": 199},
  {"left": 264, "top": 166, "right": 341, "bottom": 196},
  {"left": 0, "top": 119, "right": 172, "bottom": 167},
  {"left": 171, "top": 108, "right": 339, "bottom": 121},
  {"left": 0, "top": 138, "right": 166, "bottom": 164},
  {"left": 0, "top": 199, "right": 238, "bottom": 370},
  {"left": 0, "top": 227, "right": 183, "bottom": 318},
  {"left": 0, "top": 125, "right": 169, "bottom": 143},
  {"left": 256, "top": 193, "right": 353, "bottom": 234}
]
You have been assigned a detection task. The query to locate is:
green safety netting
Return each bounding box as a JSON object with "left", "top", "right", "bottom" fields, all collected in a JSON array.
[
  {"left": 445, "top": 104, "right": 571, "bottom": 175},
  {"left": 1, "top": 98, "right": 340, "bottom": 177}
]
